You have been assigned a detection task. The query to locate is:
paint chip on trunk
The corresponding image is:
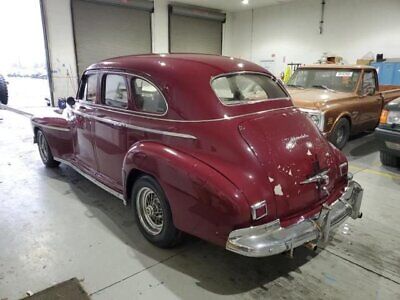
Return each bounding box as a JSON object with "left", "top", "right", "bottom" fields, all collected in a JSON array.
[{"left": 274, "top": 184, "right": 283, "bottom": 196}]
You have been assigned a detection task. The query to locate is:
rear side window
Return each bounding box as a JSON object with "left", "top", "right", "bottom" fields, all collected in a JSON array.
[
  {"left": 132, "top": 78, "right": 167, "bottom": 114},
  {"left": 211, "top": 73, "right": 287, "bottom": 105},
  {"left": 103, "top": 74, "right": 128, "bottom": 109},
  {"left": 80, "top": 74, "right": 97, "bottom": 102}
]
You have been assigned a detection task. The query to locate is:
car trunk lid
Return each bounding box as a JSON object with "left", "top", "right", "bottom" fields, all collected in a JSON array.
[{"left": 239, "top": 108, "right": 340, "bottom": 219}]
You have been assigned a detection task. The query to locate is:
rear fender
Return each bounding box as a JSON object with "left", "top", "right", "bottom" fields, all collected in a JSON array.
[{"left": 123, "top": 141, "right": 250, "bottom": 246}]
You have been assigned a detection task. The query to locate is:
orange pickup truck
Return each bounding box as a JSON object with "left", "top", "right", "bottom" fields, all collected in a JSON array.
[{"left": 287, "top": 64, "right": 400, "bottom": 148}]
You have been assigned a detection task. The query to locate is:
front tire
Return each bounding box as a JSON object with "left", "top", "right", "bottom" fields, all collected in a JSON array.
[
  {"left": 132, "top": 175, "right": 182, "bottom": 248},
  {"left": 37, "top": 130, "right": 60, "bottom": 168},
  {"left": 380, "top": 151, "right": 398, "bottom": 167},
  {"left": 0, "top": 75, "right": 8, "bottom": 105},
  {"left": 330, "top": 118, "right": 350, "bottom": 149}
]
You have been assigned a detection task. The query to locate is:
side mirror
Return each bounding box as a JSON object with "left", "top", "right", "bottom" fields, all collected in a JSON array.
[{"left": 66, "top": 97, "right": 76, "bottom": 106}]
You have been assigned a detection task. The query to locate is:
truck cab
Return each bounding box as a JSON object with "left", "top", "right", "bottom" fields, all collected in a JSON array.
[{"left": 287, "top": 65, "right": 400, "bottom": 148}]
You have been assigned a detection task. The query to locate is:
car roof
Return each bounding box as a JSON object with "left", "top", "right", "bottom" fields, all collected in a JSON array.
[
  {"left": 86, "top": 54, "right": 275, "bottom": 120},
  {"left": 299, "top": 64, "right": 376, "bottom": 70},
  {"left": 88, "top": 53, "right": 267, "bottom": 75}
]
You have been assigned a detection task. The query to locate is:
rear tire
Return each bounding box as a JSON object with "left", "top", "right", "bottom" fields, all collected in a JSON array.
[
  {"left": 0, "top": 75, "right": 8, "bottom": 105},
  {"left": 37, "top": 130, "right": 60, "bottom": 168},
  {"left": 330, "top": 118, "right": 350, "bottom": 149},
  {"left": 132, "top": 175, "right": 182, "bottom": 248},
  {"left": 380, "top": 151, "right": 399, "bottom": 167}
]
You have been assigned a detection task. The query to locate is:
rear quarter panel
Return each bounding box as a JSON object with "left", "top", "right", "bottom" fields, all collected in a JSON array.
[{"left": 123, "top": 141, "right": 251, "bottom": 246}]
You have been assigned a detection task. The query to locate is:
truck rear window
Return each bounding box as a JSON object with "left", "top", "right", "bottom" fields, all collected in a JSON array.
[{"left": 211, "top": 73, "right": 287, "bottom": 105}]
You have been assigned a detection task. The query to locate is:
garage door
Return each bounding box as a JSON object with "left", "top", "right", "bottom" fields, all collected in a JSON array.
[
  {"left": 72, "top": 0, "right": 152, "bottom": 76},
  {"left": 169, "top": 5, "right": 226, "bottom": 55}
]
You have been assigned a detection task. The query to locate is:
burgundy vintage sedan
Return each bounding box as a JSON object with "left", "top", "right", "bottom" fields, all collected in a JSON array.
[{"left": 31, "top": 54, "right": 363, "bottom": 257}]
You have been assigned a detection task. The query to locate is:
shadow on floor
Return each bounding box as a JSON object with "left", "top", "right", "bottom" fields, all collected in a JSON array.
[
  {"left": 342, "top": 132, "right": 379, "bottom": 158},
  {"left": 42, "top": 165, "right": 318, "bottom": 297}
]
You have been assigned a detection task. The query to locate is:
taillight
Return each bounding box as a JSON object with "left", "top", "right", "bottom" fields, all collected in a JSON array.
[
  {"left": 380, "top": 109, "right": 388, "bottom": 124},
  {"left": 251, "top": 200, "right": 268, "bottom": 220}
]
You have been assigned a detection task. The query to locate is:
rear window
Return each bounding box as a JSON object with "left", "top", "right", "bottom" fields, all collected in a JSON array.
[{"left": 211, "top": 73, "right": 287, "bottom": 105}]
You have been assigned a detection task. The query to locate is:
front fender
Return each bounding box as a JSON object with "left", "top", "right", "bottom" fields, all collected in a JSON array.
[
  {"left": 325, "top": 111, "right": 352, "bottom": 136},
  {"left": 31, "top": 116, "right": 73, "bottom": 158},
  {"left": 123, "top": 141, "right": 251, "bottom": 246}
]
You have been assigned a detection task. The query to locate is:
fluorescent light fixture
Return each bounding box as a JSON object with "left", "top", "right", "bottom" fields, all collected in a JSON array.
[{"left": 242, "top": 0, "right": 249, "bottom": 4}]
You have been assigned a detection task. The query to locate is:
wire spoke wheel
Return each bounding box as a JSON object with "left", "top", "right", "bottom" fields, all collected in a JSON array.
[
  {"left": 38, "top": 132, "right": 49, "bottom": 162},
  {"left": 136, "top": 187, "right": 164, "bottom": 235}
]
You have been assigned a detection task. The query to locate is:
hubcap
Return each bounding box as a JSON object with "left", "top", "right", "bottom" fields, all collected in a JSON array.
[
  {"left": 38, "top": 132, "right": 49, "bottom": 162},
  {"left": 136, "top": 187, "right": 164, "bottom": 235}
]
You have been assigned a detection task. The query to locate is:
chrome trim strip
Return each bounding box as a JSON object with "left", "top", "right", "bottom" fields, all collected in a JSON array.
[
  {"left": 31, "top": 121, "right": 71, "bottom": 132},
  {"left": 54, "top": 157, "right": 126, "bottom": 204},
  {"left": 73, "top": 110, "right": 197, "bottom": 140},
  {"left": 72, "top": 105, "right": 294, "bottom": 123}
]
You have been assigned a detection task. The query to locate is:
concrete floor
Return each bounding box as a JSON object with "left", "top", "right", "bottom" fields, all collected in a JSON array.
[{"left": 0, "top": 108, "right": 399, "bottom": 300}]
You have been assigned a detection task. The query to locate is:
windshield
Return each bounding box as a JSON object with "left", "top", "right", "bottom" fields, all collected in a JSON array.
[
  {"left": 211, "top": 73, "right": 287, "bottom": 105},
  {"left": 287, "top": 69, "right": 361, "bottom": 93}
]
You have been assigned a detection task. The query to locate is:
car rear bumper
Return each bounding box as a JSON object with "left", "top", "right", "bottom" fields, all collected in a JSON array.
[
  {"left": 375, "top": 127, "right": 400, "bottom": 156},
  {"left": 226, "top": 179, "right": 363, "bottom": 257}
]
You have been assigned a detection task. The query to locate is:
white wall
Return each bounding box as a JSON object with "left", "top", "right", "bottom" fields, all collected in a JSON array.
[
  {"left": 224, "top": 0, "right": 400, "bottom": 76},
  {"left": 152, "top": 0, "right": 169, "bottom": 53},
  {"left": 42, "top": 0, "right": 78, "bottom": 102}
]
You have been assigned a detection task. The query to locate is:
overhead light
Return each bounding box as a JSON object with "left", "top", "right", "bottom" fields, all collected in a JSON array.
[{"left": 242, "top": 0, "right": 249, "bottom": 4}]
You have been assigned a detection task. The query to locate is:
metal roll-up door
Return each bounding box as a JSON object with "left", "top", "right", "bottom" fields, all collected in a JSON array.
[
  {"left": 169, "top": 5, "right": 226, "bottom": 55},
  {"left": 72, "top": 0, "right": 153, "bottom": 76}
]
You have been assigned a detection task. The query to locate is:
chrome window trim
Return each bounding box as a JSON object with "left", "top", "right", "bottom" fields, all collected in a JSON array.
[
  {"left": 131, "top": 76, "right": 169, "bottom": 116},
  {"left": 73, "top": 110, "right": 197, "bottom": 140},
  {"left": 210, "top": 71, "right": 291, "bottom": 107},
  {"left": 81, "top": 70, "right": 169, "bottom": 117},
  {"left": 101, "top": 72, "right": 130, "bottom": 110},
  {"left": 54, "top": 157, "right": 126, "bottom": 205},
  {"left": 31, "top": 121, "right": 71, "bottom": 132}
]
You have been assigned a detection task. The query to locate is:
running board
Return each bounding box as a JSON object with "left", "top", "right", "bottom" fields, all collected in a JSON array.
[{"left": 54, "top": 157, "right": 126, "bottom": 205}]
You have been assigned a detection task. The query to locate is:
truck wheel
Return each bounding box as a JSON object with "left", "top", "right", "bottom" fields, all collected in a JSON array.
[
  {"left": 0, "top": 75, "right": 8, "bottom": 105},
  {"left": 330, "top": 118, "right": 350, "bottom": 149},
  {"left": 132, "top": 175, "right": 182, "bottom": 248},
  {"left": 37, "top": 130, "right": 60, "bottom": 168},
  {"left": 380, "top": 151, "right": 398, "bottom": 167}
]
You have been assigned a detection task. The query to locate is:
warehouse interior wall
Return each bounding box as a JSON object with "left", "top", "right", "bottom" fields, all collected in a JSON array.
[{"left": 223, "top": 0, "right": 400, "bottom": 76}]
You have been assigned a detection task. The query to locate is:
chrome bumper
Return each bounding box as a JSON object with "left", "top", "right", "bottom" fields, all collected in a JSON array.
[{"left": 226, "top": 180, "right": 363, "bottom": 257}]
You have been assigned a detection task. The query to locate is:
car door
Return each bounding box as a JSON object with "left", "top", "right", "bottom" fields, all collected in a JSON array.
[
  {"left": 73, "top": 71, "right": 98, "bottom": 173},
  {"left": 92, "top": 72, "right": 130, "bottom": 189},
  {"left": 358, "top": 69, "right": 381, "bottom": 130}
]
